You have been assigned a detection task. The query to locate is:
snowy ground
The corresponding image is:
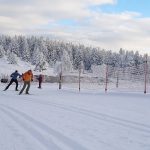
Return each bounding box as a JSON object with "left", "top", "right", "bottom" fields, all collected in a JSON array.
[{"left": 0, "top": 83, "right": 150, "bottom": 150}]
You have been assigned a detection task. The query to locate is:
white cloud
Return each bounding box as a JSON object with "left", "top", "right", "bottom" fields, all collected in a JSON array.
[{"left": 0, "top": 0, "right": 150, "bottom": 54}]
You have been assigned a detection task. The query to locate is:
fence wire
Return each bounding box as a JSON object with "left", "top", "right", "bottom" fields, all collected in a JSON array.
[{"left": 60, "top": 59, "right": 150, "bottom": 93}]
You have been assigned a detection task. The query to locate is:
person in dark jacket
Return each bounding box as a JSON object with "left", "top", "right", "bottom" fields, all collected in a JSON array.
[
  {"left": 4, "top": 70, "right": 22, "bottom": 91},
  {"left": 37, "top": 74, "right": 43, "bottom": 89}
]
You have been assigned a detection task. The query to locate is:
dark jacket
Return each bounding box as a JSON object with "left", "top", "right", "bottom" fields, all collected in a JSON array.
[
  {"left": 38, "top": 75, "right": 43, "bottom": 82},
  {"left": 10, "top": 71, "right": 22, "bottom": 80}
]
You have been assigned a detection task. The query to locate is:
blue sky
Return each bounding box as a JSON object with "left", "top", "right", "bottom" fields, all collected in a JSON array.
[
  {"left": 58, "top": 19, "right": 78, "bottom": 26},
  {"left": 100, "top": 0, "right": 150, "bottom": 17},
  {"left": 0, "top": 0, "right": 150, "bottom": 54}
]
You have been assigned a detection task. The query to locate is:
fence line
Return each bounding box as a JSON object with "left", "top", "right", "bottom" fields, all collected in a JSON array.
[{"left": 1, "top": 56, "right": 150, "bottom": 93}]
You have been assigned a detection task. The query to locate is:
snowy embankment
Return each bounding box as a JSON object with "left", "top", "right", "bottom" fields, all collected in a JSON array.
[
  {"left": 0, "top": 57, "right": 54, "bottom": 77},
  {"left": 0, "top": 83, "right": 150, "bottom": 150}
]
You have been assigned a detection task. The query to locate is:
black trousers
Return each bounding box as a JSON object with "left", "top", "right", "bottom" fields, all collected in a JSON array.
[
  {"left": 38, "top": 81, "right": 42, "bottom": 88},
  {"left": 5, "top": 79, "right": 18, "bottom": 91}
]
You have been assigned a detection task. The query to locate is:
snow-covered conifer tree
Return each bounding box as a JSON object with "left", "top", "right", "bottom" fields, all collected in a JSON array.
[
  {"left": 9, "top": 36, "right": 20, "bottom": 56},
  {"left": 73, "top": 50, "right": 83, "bottom": 70},
  {"left": 82, "top": 47, "right": 92, "bottom": 71},
  {"left": 54, "top": 61, "right": 62, "bottom": 75},
  {"left": 61, "top": 50, "right": 73, "bottom": 73},
  {"left": 7, "top": 52, "right": 17, "bottom": 64},
  {"left": 0, "top": 45, "right": 5, "bottom": 58},
  {"left": 34, "top": 52, "right": 48, "bottom": 72},
  {"left": 22, "top": 38, "right": 30, "bottom": 62}
]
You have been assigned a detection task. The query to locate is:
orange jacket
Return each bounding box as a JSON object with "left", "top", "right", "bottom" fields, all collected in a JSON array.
[{"left": 22, "top": 70, "right": 33, "bottom": 81}]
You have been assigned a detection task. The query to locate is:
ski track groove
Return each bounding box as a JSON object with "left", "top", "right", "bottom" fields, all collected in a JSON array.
[
  {"left": 0, "top": 104, "right": 88, "bottom": 150},
  {"left": 23, "top": 98, "right": 150, "bottom": 134},
  {"left": 0, "top": 106, "right": 61, "bottom": 150},
  {"left": 0, "top": 111, "right": 43, "bottom": 150}
]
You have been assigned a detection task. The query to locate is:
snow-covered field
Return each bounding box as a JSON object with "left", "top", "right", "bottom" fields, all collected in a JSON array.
[{"left": 0, "top": 83, "right": 150, "bottom": 150}]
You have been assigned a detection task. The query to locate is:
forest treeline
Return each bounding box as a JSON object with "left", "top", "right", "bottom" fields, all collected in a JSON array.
[{"left": 0, "top": 35, "right": 146, "bottom": 73}]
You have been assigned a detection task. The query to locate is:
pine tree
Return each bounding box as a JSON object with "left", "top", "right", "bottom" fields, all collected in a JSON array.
[
  {"left": 34, "top": 52, "right": 48, "bottom": 72},
  {"left": 0, "top": 45, "right": 5, "bottom": 58},
  {"left": 9, "top": 36, "right": 20, "bottom": 56},
  {"left": 7, "top": 52, "right": 17, "bottom": 64},
  {"left": 61, "top": 50, "right": 73, "bottom": 73},
  {"left": 73, "top": 50, "right": 83, "bottom": 70}
]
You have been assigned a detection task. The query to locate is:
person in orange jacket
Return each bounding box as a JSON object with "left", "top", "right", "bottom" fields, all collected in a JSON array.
[{"left": 19, "top": 70, "right": 33, "bottom": 95}]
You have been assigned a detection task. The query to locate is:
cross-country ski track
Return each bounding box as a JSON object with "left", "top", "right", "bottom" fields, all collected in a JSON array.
[{"left": 0, "top": 83, "right": 150, "bottom": 150}]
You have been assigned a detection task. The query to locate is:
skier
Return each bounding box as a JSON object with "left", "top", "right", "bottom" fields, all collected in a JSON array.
[
  {"left": 19, "top": 70, "right": 33, "bottom": 95},
  {"left": 37, "top": 74, "right": 43, "bottom": 89},
  {"left": 4, "top": 70, "right": 22, "bottom": 91}
]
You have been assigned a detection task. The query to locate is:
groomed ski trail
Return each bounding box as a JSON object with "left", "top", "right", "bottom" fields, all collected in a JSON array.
[{"left": 0, "top": 104, "right": 88, "bottom": 150}]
